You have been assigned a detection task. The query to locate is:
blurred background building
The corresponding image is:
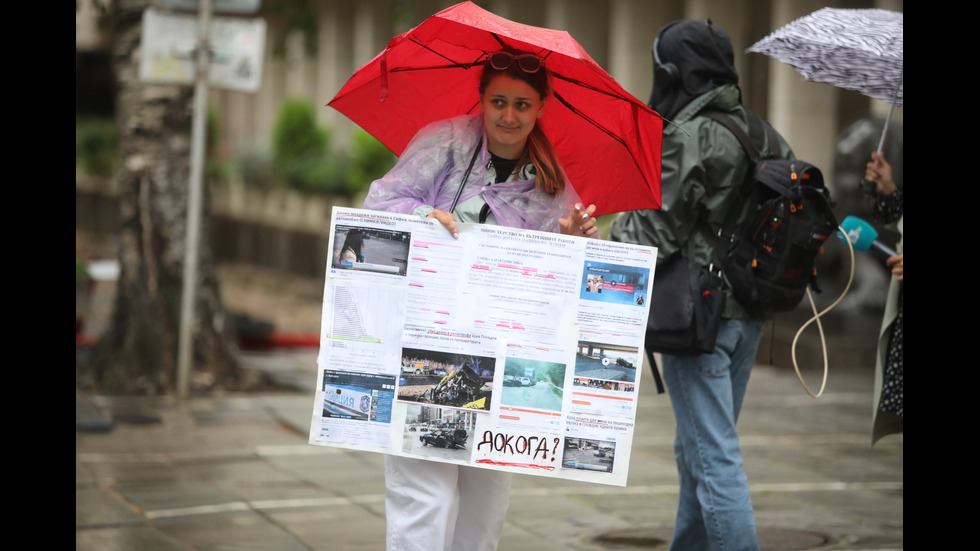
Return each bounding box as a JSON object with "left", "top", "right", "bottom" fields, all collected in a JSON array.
[
  {"left": 77, "top": 0, "right": 903, "bottom": 365},
  {"left": 77, "top": 0, "right": 903, "bottom": 193}
]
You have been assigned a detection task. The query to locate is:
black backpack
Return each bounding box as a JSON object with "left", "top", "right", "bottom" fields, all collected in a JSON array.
[{"left": 700, "top": 110, "right": 838, "bottom": 315}]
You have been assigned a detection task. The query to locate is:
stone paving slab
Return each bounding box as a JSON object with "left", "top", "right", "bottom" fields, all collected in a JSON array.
[
  {"left": 75, "top": 526, "right": 194, "bottom": 551},
  {"left": 77, "top": 351, "right": 902, "bottom": 550}
]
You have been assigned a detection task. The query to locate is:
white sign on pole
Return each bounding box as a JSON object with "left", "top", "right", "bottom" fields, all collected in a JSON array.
[
  {"left": 139, "top": 7, "right": 266, "bottom": 92},
  {"left": 157, "top": 0, "right": 261, "bottom": 14}
]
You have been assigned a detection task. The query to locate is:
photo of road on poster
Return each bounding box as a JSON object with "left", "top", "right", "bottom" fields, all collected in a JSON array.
[{"left": 331, "top": 224, "right": 411, "bottom": 276}]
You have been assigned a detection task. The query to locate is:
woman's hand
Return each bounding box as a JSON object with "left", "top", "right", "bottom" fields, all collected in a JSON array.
[
  {"left": 865, "top": 152, "right": 897, "bottom": 197},
  {"left": 427, "top": 209, "right": 460, "bottom": 239},
  {"left": 559, "top": 203, "right": 598, "bottom": 237},
  {"left": 887, "top": 254, "right": 903, "bottom": 282}
]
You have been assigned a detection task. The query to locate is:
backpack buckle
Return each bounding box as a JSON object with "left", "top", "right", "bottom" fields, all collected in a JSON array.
[{"left": 716, "top": 227, "right": 736, "bottom": 244}]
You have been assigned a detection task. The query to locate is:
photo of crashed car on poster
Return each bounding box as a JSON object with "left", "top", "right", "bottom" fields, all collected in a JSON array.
[{"left": 309, "top": 208, "right": 657, "bottom": 487}]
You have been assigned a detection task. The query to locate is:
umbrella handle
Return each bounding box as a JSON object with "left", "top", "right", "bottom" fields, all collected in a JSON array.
[
  {"left": 449, "top": 136, "right": 483, "bottom": 214},
  {"left": 875, "top": 69, "right": 902, "bottom": 155},
  {"left": 864, "top": 70, "right": 901, "bottom": 194},
  {"left": 861, "top": 100, "right": 894, "bottom": 194},
  {"left": 876, "top": 99, "right": 896, "bottom": 156}
]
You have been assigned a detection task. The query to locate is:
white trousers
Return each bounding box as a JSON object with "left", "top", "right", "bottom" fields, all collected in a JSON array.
[{"left": 385, "top": 455, "right": 513, "bottom": 551}]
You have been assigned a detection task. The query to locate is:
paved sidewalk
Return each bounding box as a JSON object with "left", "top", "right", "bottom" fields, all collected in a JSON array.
[{"left": 76, "top": 350, "right": 902, "bottom": 550}]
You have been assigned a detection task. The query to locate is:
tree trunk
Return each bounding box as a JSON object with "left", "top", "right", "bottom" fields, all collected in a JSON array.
[{"left": 83, "top": 0, "right": 254, "bottom": 394}]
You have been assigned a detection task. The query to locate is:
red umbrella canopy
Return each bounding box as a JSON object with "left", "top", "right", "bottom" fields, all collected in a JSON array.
[{"left": 328, "top": 1, "right": 662, "bottom": 216}]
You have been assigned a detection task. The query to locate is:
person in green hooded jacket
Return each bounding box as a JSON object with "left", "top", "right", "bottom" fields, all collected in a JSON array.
[{"left": 610, "top": 19, "right": 793, "bottom": 551}]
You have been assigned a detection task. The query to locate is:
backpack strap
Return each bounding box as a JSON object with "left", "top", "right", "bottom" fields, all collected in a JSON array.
[
  {"left": 703, "top": 109, "right": 782, "bottom": 160},
  {"left": 693, "top": 109, "right": 769, "bottom": 289},
  {"left": 699, "top": 110, "right": 762, "bottom": 251},
  {"left": 702, "top": 110, "right": 763, "bottom": 163},
  {"left": 700, "top": 109, "right": 785, "bottom": 240}
]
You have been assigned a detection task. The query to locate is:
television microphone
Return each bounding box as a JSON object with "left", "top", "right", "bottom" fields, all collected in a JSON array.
[{"left": 836, "top": 215, "right": 898, "bottom": 263}]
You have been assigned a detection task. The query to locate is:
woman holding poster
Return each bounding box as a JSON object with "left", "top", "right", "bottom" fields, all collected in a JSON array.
[{"left": 362, "top": 47, "right": 597, "bottom": 551}]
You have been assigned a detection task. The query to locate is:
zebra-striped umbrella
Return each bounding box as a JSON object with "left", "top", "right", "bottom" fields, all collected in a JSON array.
[{"left": 748, "top": 8, "right": 903, "bottom": 107}]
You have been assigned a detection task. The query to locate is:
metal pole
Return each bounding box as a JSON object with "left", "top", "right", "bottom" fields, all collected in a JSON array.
[
  {"left": 875, "top": 69, "right": 902, "bottom": 156},
  {"left": 875, "top": 99, "right": 896, "bottom": 156},
  {"left": 177, "top": 0, "right": 213, "bottom": 401}
]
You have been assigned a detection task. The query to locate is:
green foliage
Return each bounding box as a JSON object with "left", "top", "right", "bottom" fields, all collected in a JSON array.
[
  {"left": 265, "top": 99, "right": 394, "bottom": 198},
  {"left": 345, "top": 128, "right": 397, "bottom": 197},
  {"left": 540, "top": 363, "right": 565, "bottom": 389},
  {"left": 75, "top": 116, "right": 117, "bottom": 178},
  {"left": 272, "top": 98, "right": 329, "bottom": 170},
  {"left": 75, "top": 94, "right": 395, "bottom": 199},
  {"left": 286, "top": 153, "right": 350, "bottom": 195},
  {"left": 204, "top": 107, "right": 236, "bottom": 184},
  {"left": 270, "top": 98, "right": 345, "bottom": 194},
  {"left": 77, "top": 256, "right": 89, "bottom": 285},
  {"left": 76, "top": 110, "right": 230, "bottom": 183},
  {"left": 206, "top": 106, "right": 222, "bottom": 159},
  {"left": 206, "top": 160, "right": 235, "bottom": 185},
  {"left": 235, "top": 146, "right": 279, "bottom": 190}
]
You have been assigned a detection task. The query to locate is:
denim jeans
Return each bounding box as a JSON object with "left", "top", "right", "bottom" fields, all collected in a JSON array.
[{"left": 661, "top": 318, "right": 765, "bottom": 551}]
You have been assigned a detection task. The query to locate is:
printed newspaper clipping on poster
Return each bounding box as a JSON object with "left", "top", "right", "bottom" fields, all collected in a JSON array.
[{"left": 308, "top": 207, "right": 658, "bottom": 486}]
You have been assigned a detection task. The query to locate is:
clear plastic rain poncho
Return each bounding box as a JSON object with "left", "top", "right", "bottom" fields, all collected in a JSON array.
[{"left": 362, "top": 114, "right": 583, "bottom": 233}]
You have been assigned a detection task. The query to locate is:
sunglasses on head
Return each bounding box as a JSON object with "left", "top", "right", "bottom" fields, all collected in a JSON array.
[{"left": 487, "top": 51, "right": 545, "bottom": 73}]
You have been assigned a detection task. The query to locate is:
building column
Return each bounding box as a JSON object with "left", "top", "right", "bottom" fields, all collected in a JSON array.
[
  {"left": 687, "top": 0, "right": 751, "bottom": 82},
  {"left": 544, "top": 0, "right": 610, "bottom": 69},
  {"left": 607, "top": 0, "right": 681, "bottom": 103},
  {"left": 767, "top": 0, "right": 839, "bottom": 191}
]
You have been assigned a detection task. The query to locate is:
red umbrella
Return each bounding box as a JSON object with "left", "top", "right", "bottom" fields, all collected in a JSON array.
[{"left": 327, "top": 1, "right": 662, "bottom": 217}]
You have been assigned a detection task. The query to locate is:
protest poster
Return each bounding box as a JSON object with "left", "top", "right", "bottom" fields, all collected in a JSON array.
[{"left": 308, "top": 207, "right": 657, "bottom": 486}]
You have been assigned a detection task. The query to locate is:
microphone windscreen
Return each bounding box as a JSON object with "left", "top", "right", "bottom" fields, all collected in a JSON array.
[{"left": 837, "top": 215, "right": 878, "bottom": 252}]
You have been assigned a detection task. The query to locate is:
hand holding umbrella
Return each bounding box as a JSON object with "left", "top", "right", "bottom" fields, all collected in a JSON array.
[{"left": 864, "top": 152, "right": 897, "bottom": 197}]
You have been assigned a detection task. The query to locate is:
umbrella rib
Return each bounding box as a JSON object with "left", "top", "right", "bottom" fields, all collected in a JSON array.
[
  {"left": 552, "top": 90, "right": 626, "bottom": 147},
  {"left": 390, "top": 64, "right": 480, "bottom": 72},
  {"left": 552, "top": 72, "right": 640, "bottom": 105},
  {"left": 552, "top": 90, "right": 649, "bottom": 187},
  {"left": 387, "top": 39, "right": 488, "bottom": 72},
  {"left": 407, "top": 37, "right": 484, "bottom": 67},
  {"left": 488, "top": 32, "right": 553, "bottom": 61}
]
